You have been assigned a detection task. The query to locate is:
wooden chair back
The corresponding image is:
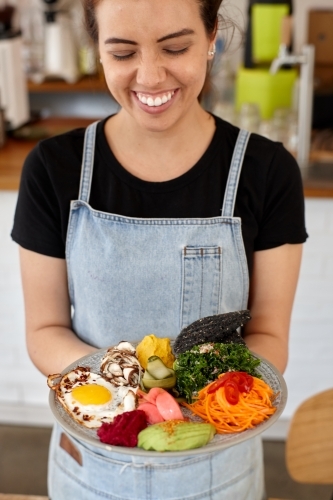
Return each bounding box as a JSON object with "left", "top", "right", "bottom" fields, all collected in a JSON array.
[{"left": 286, "top": 387, "right": 333, "bottom": 484}]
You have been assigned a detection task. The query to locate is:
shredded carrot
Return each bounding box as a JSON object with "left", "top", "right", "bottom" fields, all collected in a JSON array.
[{"left": 182, "top": 375, "right": 277, "bottom": 434}]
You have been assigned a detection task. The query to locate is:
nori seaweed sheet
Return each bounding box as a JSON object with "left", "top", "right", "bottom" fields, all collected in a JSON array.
[{"left": 173, "top": 310, "right": 251, "bottom": 354}]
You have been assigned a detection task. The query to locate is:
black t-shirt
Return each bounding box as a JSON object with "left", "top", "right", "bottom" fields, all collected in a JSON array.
[{"left": 11, "top": 115, "right": 308, "bottom": 277}]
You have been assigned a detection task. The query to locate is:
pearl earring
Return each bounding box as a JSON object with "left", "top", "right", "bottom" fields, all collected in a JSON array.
[
  {"left": 99, "top": 58, "right": 103, "bottom": 64},
  {"left": 208, "top": 44, "right": 216, "bottom": 57}
]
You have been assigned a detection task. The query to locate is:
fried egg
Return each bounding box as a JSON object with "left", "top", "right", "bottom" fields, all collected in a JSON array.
[{"left": 48, "top": 366, "right": 137, "bottom": 428}]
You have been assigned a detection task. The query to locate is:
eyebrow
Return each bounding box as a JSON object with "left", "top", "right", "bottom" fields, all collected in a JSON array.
[{"left": 104, "top": 29, "right": 195, "bottom": 46}]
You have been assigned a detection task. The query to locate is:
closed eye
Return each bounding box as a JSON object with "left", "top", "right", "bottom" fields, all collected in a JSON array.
[
  {"left": 111, "top": 52, "right": 135, "bottom": 61},
  {"left": 110, "top": 46, "right": 190, "bottom": 61},
  {"left": 164, "top": 47, "right": 189, "bottom": 56}
]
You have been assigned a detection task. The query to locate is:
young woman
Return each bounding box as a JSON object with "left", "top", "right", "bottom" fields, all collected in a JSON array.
[{"left": 12, "top": 0, "right": 307, "bottom": 498}]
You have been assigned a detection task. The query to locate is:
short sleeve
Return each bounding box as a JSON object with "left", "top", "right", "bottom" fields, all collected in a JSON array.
[
  {"left": 11, "top": 143, "right": 66, "bottom": 258},
  {"left": 254, "top": 144, "right": 308, "bottom": 251}
]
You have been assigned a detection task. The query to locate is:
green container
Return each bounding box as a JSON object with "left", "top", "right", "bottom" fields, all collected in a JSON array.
[
  {"left": 235, "top": 67, "right": 297, "bottom": 120},
  {"left": 252, "top": 4, "right": 290, "bottom": 62}
]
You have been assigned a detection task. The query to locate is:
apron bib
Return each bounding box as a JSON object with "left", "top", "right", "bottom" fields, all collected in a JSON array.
[{"left": 48, "top": 123, "right": 265, "bottom": 500}]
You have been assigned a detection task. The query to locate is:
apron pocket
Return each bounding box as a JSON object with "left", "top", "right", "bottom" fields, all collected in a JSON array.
[{"left": 181, "top": 246, "right": 222, "bottom": 329}]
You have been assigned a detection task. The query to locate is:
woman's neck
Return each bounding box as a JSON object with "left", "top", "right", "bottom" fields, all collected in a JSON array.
[{"left": 104, "top": 104, "right": 216, "bottom": 182}]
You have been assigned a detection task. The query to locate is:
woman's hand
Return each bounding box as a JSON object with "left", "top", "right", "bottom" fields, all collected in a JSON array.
[
  {"left": 19, "top": 247, "right": 98, "bottom": 376},
  {"left": 243, "top": 243, "right": 303, "bottom": 374}
]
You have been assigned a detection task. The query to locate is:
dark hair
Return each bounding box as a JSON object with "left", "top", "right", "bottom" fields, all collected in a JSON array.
[
  {"left": 82, "top": 0, "right": 224, "bottom": 44},
  {"left": 82, "top": 0, "right": 231, "bottom": 106}
]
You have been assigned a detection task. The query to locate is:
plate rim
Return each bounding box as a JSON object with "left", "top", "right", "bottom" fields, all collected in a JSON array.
[{"left": 49, "top": 343, "right": 288, "bottom": 457}]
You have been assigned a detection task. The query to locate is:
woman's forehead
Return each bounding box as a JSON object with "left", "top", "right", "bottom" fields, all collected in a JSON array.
[{"left": 95, "top": 0, "right": 203, "bottom": 30}]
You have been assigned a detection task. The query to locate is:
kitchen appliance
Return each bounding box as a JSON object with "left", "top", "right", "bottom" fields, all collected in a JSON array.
[
  {"left": 32, "top": 0, "right": 79, "bottom": 83},
  {"left": 236, "top": 9, "right": 297, "bottom": 121},
  {"left": 270, "top": 40, "right": 315, "bottom": 169},
  {"left": 244, "top": 0, "right": 293, "bottom": 68},
  {"left": 235, "top": 66, "right": 297, "bottom": 120},
  {"left": 0, "top": 5, "right": 30, "bottom": 130}
]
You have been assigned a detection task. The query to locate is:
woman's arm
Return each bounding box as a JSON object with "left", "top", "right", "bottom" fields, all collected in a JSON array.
[
  {"left": 243, "top": 243, "right": 303, "bottom": 374},
  {"left": 19, "top": 247, "right": 98, "bottom": 376}
]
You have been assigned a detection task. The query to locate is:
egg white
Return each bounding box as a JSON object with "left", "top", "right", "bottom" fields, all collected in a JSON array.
[{"left": 56, "top": 367, "right": 137, "bottom": 428}]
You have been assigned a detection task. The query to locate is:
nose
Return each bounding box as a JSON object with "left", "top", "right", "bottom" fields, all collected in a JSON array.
[{"left": 136, "top": 53, "right": 167, "bottom": 88}]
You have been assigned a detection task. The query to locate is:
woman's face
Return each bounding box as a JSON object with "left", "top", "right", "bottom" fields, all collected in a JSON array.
[{"left": 96, "top": 0, "right": 214, "bottom": 132}]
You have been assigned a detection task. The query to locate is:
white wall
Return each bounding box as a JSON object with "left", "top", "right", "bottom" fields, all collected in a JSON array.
[
  {"left": 0, "top": 191, "right": 54, "bottom": 426},
  {"left": 284, "top": 198, "right": 333, "bottom": 399},
  {"left": 1, "top": 191, "right": 333, "bottom": 438}
]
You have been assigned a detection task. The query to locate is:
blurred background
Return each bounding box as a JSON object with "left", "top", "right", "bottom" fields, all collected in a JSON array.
[{"left": 0, "top": 0, "right": 333, "bottom": 498}]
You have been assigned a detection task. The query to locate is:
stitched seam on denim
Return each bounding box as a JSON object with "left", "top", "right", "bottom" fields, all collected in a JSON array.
[
  {"left": 180, "top": 247, "right": 186, "bottom": 330},
  {"left": 209, "top": 463, "right": 255, "bottom": 494},
  {"left": 97, "top": 216, "right": 240, "bottom": 226},
  {"left": 79, "top": 122, "right": 99, "bottom": 203},
  {"left": 65, "top": 201, "right": 78, "bottom": 304},
  {"left": 61, "top": 431, "right": 213, "bottom": 469},
  {"left": 222, "top": 129, "right": 249, "bottom": 217},
  {"left": 161, "top": 464, "right": 255, "bottom": 500},
  {"left": 217, "top": 247, "right": 223, "bottom": 314},
  {"left": 62, "top": 435, "right": 136, "bottom": 466},
  {"left": 185, "top": 252, "right": 221, "bottom": 260},
  {"left": 137, "top": 452, "right": 214, "bottom": 470},
  {"left": 222, "top": 129, "right": 251, "bottom": 217},
  {"left": 200, "top": 252, "right": 203, "bottom": 317},
  {"left": 184, "top": 248, "right": 221, "bottom": 256},
  {"left": 146, "top": 464, "right": 151, "bottom": 500},
  {"left": 231, "top": 222, "right": 249, "bottom": 309},
  {"left": 71, "top": 200, "right": 242, "bottom": 225},
  {"left": 54, "top": 457, "right": 130, "bottom": 499},
  {"left": 225, "top": 131, "right": 248, "bottom": 215},
  {"left": 209, "top": 453, "right": 213, "bottom": 500},
  {"left": 56, "top": 452, "right": 252, "bottom": 500}
]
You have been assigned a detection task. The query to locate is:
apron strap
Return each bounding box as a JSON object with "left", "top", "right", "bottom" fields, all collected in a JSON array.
[
  {"left": 78, "top": 121, "right": 99, "bottom": 203},
  {"left": 221, "top": 129, "right": 251, "bottom": 217}
]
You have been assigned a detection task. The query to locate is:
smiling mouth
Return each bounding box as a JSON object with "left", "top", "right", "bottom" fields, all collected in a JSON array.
[{"left": 135, "top": 91, "right": 176, "bottom": 107}]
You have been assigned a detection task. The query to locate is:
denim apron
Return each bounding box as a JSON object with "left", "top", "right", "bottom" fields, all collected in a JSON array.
[{"left": 48, "top": 122, "right": 265, "bottom": 500}]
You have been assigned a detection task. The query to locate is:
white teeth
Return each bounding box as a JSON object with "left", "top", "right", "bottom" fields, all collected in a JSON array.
[{"left": 137, "top": 91, "right": 175, "bottom": 107}]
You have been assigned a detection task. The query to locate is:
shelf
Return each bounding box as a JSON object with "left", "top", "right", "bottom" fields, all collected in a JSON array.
[
  {"left": 27, "top": 75, "right": 108, "bottom": 93},
  {"left": 1, "top": 117, "right": 333, "bottom": 196},
  {"left": 0, "top": 118, "right": 95, "bottom": 190},
  {"left": 310, "top": 149, "right": 333, "bottom": 163}
]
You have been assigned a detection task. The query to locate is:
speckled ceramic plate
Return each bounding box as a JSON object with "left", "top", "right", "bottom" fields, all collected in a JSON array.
[{"left": 49, "top": 343, "right": 287, "bottom": 457}]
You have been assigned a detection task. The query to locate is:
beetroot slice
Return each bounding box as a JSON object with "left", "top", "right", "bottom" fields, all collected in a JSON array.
[{"left": 97, "top": 410, "right": 147, "bottom": 447}]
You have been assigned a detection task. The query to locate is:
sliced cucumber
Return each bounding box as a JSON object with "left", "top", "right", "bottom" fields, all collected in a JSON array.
[
  {"left": 142, "top": 369, "right": 156, "bottom": 381},
  {"left": 142, "top": 373, "right": 177, "bottom": 390},
  {"left": 147, "top": 356, "right": 174, "bottom": 380}
]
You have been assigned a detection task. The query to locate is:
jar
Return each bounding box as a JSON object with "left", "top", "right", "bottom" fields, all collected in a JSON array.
[{"left": 238, "top": 103, "right": 261, "bottom": 133}]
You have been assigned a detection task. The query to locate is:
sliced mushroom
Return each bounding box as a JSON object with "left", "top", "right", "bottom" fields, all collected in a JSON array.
[
  {"left": 123, "top": 390, "right": 137, "bottom": 412},
  {"left": 107, "top": 363, "right": 123, "bottom": 376},
  {"left": 117, "top": 341, "right": 136, "bottom": 353}
]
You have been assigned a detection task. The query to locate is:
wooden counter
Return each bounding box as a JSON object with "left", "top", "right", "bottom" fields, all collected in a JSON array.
[
  {"left": 0, "top": 495, "right": 48, "bottom": 500},
  {"left": 1, "top": 118, "right": 333, "bottom": 196},
  {"left": 0, "top": 118, "right": 95, "bottom": 190}
]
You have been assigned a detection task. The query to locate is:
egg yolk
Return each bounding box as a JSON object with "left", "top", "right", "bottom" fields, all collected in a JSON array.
[{"left": 72, "top": 384, "right": 112, "bottom": 405}]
